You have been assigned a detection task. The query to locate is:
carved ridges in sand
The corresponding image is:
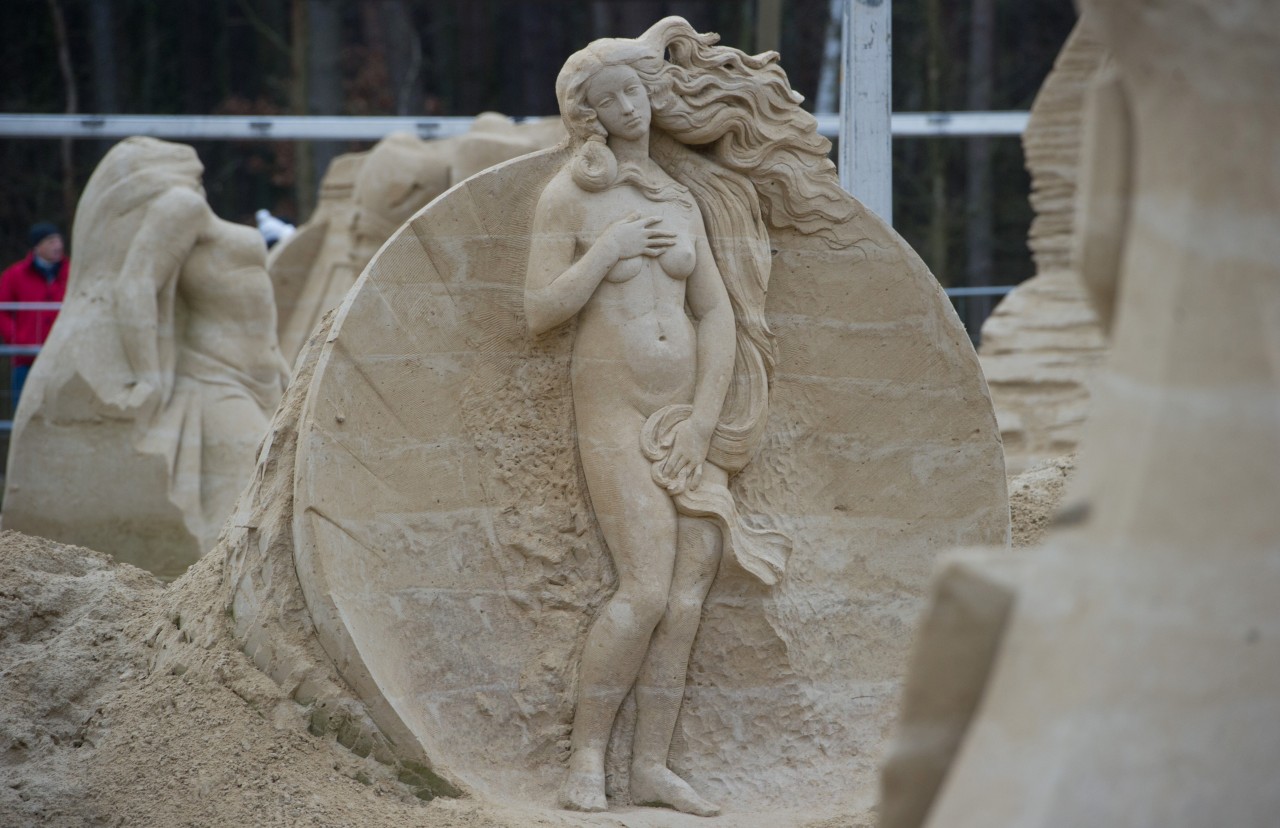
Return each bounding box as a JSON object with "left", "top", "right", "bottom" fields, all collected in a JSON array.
[
  {"left": 979, "top": 17, "right": 1108, "bottom": 474},
  {"left": 1023, "top": 18, "right": 1107, "bottom": 275},
  {"left": 978, "top": 270, "right": 1106, "bottom": 474}
]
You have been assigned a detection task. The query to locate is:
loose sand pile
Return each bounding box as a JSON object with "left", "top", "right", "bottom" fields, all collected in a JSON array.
[
  {"left": 0, "top": 533, "right": 565, "bottom": 827},
  {"left": 0, "top": 459, "right": 1069, "bottom": 827},
  {"left": 1007, "top": 454, "right": 1076, "bottom": 548}
]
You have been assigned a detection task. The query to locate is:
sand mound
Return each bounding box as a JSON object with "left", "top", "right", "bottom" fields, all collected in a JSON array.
[
  {"left": 0, "top": 451, "right": 1069, "bottom": 826},
  {"left": 0, "top": 531, "right": 546, "bottom": 827},
  {"left": 1008, "top": 454, "right": 1076, "bottom": 548},
  {"left": 0, "top": 533, "right": 159, "bottom": 824}
]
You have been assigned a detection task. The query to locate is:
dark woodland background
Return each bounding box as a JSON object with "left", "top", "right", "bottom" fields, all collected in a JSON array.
[{"left": 0, "top": 0, "right": 1077, "bottom": 304}]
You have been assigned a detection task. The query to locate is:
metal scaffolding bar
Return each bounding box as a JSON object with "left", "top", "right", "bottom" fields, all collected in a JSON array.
[
  {"left": 0, "top": 111, "right": 1029, "bottom": 142},
  {"left": 0, "top": 114, "right": 479, "bottom": 141},
  {"left": 0, "top": 302, "right": 63, "bottom": 310},
  {"left": 944, "top": 285, "right": 1016, "bottom": 297}
]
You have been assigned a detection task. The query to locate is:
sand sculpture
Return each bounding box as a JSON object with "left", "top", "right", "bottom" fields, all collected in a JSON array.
[
  {"left": 881, "top": 2, "right": 1280, "bottom": 825},
  {"left": 977, "top": 17, "right": 1108, "bottom": 474},
  {"left": 269, "top": 114, "right": 564, "bottom": 363},
  {"left": 219, "top": 17, "right": 1008, "bottom": 823},
  {"left": 3, "top": 137, "right": 289, "bottom": 578}
]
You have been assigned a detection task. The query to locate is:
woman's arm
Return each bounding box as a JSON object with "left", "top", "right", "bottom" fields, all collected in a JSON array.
[
  {"left": 662, "top": 232, "right": 736, "bottom": 480},
  {"left": 113, "top": 187, "right": 205, "bottom": 405},
  {"left": 524, "top": 178, "right": 674, "bottom": 337}
]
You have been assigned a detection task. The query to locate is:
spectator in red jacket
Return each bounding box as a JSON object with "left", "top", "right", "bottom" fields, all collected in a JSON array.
[{"left": 0, "top": 222, "right": 69, "bottom": 406}]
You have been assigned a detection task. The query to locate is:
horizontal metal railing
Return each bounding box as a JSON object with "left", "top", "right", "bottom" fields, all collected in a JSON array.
[
  {"left": 0, "top": 111, "right": 1030, "bottom": 142},
  {"left": 0, "top": 303, "right": 61, "bottom": 357},
  {"left": 944, "top": 286, "right": 1015, "bottom": 297}
]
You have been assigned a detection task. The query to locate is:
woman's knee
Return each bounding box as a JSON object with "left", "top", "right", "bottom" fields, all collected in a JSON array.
[
  {"left": 662, "top": 592, "right": 706, "bottom": 629},
  {"left": 612, "top": 582, "right": 669, "bottom": 631}
]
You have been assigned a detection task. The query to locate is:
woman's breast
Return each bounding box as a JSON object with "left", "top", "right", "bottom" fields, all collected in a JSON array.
[
  {"left": 657, "top": 240, "right": 696, "bottom": 281},
  {"left": 602, "top": 237, "right": 695, "bottom": 284},
  {"left": 604, "top": 256, "right": 644, "bottom": 284}
]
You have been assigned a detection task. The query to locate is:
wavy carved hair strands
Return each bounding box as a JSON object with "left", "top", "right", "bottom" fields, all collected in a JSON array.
[
  {"left": 652, "top": 134, "right": 774, "bottom": 473},
  {"left": 641, "top": 19, "right": 856, "bottom": 246}
]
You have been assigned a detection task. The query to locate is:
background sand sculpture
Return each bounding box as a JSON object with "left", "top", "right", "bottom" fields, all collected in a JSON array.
[
  {"left": 3, "top": 137, "right": 288, "bottom": 578},
  {"left": 881, "top": 1, "right": 1280, "bottom": 825},
  {"left": 218, "top": 19, "right": 1009, "bottom": 824},
  {"left": 269, "top": 114, "right": 565, "bottom": 364},
  {"left": 976, "top": 16, "right": 1107, "bottom": 474}
]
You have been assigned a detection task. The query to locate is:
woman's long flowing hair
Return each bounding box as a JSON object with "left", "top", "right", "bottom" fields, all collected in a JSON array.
[{"left": 555, "top": 17, "right": 855, "bottom": 472}]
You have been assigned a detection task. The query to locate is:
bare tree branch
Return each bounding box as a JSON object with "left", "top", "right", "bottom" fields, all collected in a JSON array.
[
  {"left": 47, "top": 0, "right": 77, "bottom": 221},
  {"left": 235, "top": 0, "right": 292, "bottom": 58}
]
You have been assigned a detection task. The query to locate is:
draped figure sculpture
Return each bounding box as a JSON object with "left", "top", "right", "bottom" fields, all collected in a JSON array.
[
  {"left": 526, "top": 18, "right": 854, "bottom": 815},
  {"left": 4, "top": 137, "right": 289, "bottom": 577}
]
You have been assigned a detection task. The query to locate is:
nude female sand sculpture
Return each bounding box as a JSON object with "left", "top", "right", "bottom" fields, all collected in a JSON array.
[{"left": 526, "top": 17, "right": 855, "bottom": 815}]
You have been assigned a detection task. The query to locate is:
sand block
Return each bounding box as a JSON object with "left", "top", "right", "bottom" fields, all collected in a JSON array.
[{"left": 883, "top": 3, "right": 1280, "bottom": 825}]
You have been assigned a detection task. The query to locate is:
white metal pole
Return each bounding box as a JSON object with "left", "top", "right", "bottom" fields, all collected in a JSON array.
[
  {"left": 839, "top": 0, "right": 893, "bottom": 223},
  {"left": 0, "top": 112, "right": 1029, "bottom": 141}
]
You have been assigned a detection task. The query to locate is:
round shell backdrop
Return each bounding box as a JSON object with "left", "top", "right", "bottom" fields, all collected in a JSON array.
[{"left": 290, "top": 147, "right": 1008, "bottom": 814}]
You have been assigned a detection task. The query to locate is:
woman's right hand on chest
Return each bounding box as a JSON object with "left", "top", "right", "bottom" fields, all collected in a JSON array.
[{"left": 600, "top": 212, "right": 677, "bottom": 260}]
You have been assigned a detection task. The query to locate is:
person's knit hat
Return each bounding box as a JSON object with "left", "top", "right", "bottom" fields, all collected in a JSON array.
[{"left": 28, "top": 222, "right": 60, "bottom": 249}]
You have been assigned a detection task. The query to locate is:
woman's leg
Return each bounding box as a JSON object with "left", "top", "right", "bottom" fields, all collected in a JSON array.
[
  {"left": 629, "top": 468, "right": 726, "bottom": 816},
  {"left": 561, "top": 411, "right": 681, "bottom": 812}
]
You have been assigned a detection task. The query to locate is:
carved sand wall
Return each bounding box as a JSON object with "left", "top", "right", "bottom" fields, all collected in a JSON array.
[
  {"left": 977, "top": 17, "right": 1108, "bottom": 474},
  {"left": 882, "top": 2, "right": 1280, "bottom": 825},
  {"left": 4, "top": 137, "right": 288, "bottom": 577}
]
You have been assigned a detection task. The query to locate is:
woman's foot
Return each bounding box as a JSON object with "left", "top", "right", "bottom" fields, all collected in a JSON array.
[
  {"left": 630, "top": 763, "right": 720, "bottom": 817},
  {"left": 559, "top": 750, "right": 608, "bottom": 812}
]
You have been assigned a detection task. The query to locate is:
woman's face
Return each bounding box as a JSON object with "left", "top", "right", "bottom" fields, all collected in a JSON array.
[{"left": 585, "top": 64, "right": 651, "bottom": 141}]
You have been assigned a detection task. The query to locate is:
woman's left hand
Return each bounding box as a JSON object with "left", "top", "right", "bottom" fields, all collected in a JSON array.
[{"left": 662, "top": 418, "right": 712, "bottom": 488}]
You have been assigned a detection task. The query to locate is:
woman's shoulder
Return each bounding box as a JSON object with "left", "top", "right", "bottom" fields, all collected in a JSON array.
[
  {"left": 534, "top": 167, "right": 590, "bottom": 221},
  {"left": 540, "top": 167, "right": 588, "bottom": 201}
]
